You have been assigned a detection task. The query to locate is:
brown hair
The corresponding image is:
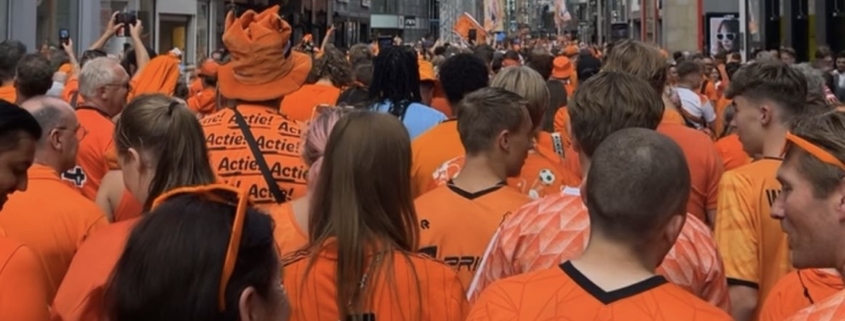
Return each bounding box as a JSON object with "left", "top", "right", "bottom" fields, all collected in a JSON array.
[
  {"left": 785, "top": 110, "right": 845, "bottom": 198},
  {"left": 115, "top": 94, "right": 217, "bottom": 210},
  {"left": 307, "top": 45, "right": 352, "bottom": 87},
  {"left": 602, "top": 40, "right": 669, "bottom": 95},
  {"left": 457, "top": 87, "right": 529, "bottom": 155},
  {"left": 490, "top": 66, "right": 549, "bottom": 131},
  {"left": 726, "top": 61, "right": 808, "bottom": 124},
  {"left": 305, "top": 111, "right": 420, "bottom": 319},
  {"left": 569, "top": 71, "right": 664, "bottom": 157},
  {"left": 586, "top": 128, "right": 690, "bottom": 245}
]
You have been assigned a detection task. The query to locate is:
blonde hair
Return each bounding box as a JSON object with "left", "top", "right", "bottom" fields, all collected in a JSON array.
[{"left": 490, "top": 66, "right": 550, "bottom": 130}]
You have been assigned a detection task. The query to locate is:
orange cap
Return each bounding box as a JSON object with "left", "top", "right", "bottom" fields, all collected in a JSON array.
[
  {"left": 418, "top": 59, "right": 436, "bottom": 82},
  {"left": 199, "top": 58, "right": 220, "bottom": 77},
  {"left": 217, "top": 6, "right": 312, "bottom": 101},
  {"left": 551, "top": 56, "right": 574, "bottom": 79}
]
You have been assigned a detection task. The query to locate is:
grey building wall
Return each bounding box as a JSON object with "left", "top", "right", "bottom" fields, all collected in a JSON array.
[
  {"left": 661, "top": 0, "right": 698, "bottom": 51},
  {"left": 370, "top": 0, "right": 431, "bottom": 41},
  {"left": 703, "top": 0, "right": 737, "bottom": 13}
]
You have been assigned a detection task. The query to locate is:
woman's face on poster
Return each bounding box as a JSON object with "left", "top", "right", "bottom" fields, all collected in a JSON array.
[{"left": 717, "top": 23, "right": 735, "bottom": 51}]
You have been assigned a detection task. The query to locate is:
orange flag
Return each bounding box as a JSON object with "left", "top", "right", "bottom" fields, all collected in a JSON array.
[{"left": 453, "top": 13, "right": 487, "bottom": 43}]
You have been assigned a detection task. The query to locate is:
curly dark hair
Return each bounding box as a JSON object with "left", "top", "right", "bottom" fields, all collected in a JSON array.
[{"left": 307, "top": 45, "right": 352, "bottom": 87}]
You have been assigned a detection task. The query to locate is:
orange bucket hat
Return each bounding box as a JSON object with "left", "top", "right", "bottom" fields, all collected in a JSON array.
[
  {"left": 217, "top": 6, "right": 312, "bottom": 101},
  {"left": 551, "top": 56, "right": 574, "bottom": 79}
]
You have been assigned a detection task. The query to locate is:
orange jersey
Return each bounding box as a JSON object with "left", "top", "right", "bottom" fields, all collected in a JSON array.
[
  {"left": 657, "top": 123, "right": 724, "bottom": 223},
  {"left": 552, "top": 108, "right": 572, "bottom": 149},
  {"left": 715, "top": 133, "right": 750, "bottom": 171},
  {"left": 279, "top": 84, "right": 342, "bottom": 122},
  {"left": 64, "top": 107, "right": 115, "bottom": 200},
  {"left": 415, "top": 184, "right": 531, "bottom": 288},
  {"left": 760, "top": 269, "right": 844, "bottom": 321},
  {"left": 200, "top": 105, "right": 308, "bottom": 208},
  {"left": 0, "top": 237, "right": 50, "bottom": 321},
  {"left": 113, "top": 189, "right": 143, "bottom": 222},
  {"left": 0, "top": 85, "right": 16, "bottom": 103},
  {"left": 714, "top": 158, "right": 790, "bottom": 313},
  {"left": 468, "top": 188, "right": 730, "bottom": 311},
  {"left": 429, "top": 84, "right": 453, "bottom": 118},
  {"left": 283, "top": 243, "right": 469, "bottom": 321},
  {"left": 662, "top": 108, "right": 687, "bottom": 126},
  {"left": 411, "top": 120, "right": 464, "bottom": 197},
  {"left": 61, "top": 76, "right": 84, "bottom": 107},
  {"left": 186, "top": 87, "right": 218, "bottom": 117},
  {"left": 714, "top": 97, "right": 733, "bottom": 137},
  {"left": 267, "top": 202, "right": 309, "bottom": 256},
  {"left": 785, "top": 288, "right": 845, "bottom": 321},
  {"left": 188, "top": 78, "right": 203, "bottom": 97},
  {"left": 0, "top": 164, "right": 107, "bottom": 301},
  {"left": 51, "top": 218, "right": 139, "bottom": 321},
  {"left": 468, "top": 261, "right": 732, "bottom": 321}
]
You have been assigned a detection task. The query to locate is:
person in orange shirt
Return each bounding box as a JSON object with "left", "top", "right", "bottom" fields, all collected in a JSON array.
[
  {"left": 51, "top": 94, "right": 217, "bottom": 321},
  {"left": 0, "top": 97, "right": 107, "bottom": 302},
  {"left": 468, "top": 128, "right": 732, "bottom": 321},
  {"left": 759, "top": 269, "right": 844, "bottom": 321},
  {"left": 13, "top": 54, "right": 54, "bottom": 104},
  {"left": 283, "top": 111, "right": 468, "bottom": 321},
  {"left": 0, "top": 101, "right": 50, "bottom": 321},
  {"left": 0, "top": 40, "right": 26, "bottom": 103},
  {"left": 764, "top": 109, "right": 845, "bottom": 320},
  {"left": 415, "top": 88, "right": 534, "bottom": 289},
  {"left": 280, "top": 46, "right": 349, "bottom": 122},
  {"left": 715, "top": 61, "right": 814, "bottom": 320},
  {"left": 418, "top": 59, "right": 438, "bottom": 106},
  {"left": 202, "top": 6, "right": 311, "bottom": 209},
  {"left": 715, "top": 104, "right": 751, "bottom": 171},
  {"left": 410, "top": 53, "right": 489, "bottom": 197},
  {"left": 61, "top": 56, "right": 129, "bottom": 201},
  {"left": 105, "top": 184, "right": 291, "bottom": 321},
  {"left": 429, "top": 66, "right": 580, "bottom": 199},
  {"left": 186, "top": 58, "right": 220, "bottom": 117},
  {"left": 61, "top": 49, "right": 107, "bottom": 107},
  {"left": 467, "top": 72, "right": 730, "bottom": 311},
  {"left": 268, "top": 107, "right": 351, "bottom": 256},
  {"left": 603, "top": 40, "right": 724, "bottom": 225}
]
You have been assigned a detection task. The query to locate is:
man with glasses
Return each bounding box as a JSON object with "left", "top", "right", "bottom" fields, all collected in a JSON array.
[
  {"left": 0, "top": 96, "right": 107, "bottom": 301},
  {"left": 63, "top": 57, "right": 130, "bottom": 200}
]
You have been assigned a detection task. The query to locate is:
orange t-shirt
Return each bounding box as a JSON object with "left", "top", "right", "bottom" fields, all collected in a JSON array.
[
  {"left": 186, "top": 87, "right": 218, "bottom": 117},
  {"left": 113, "top": 189, "right": 143, "bottom": 222},
  {"left": 468, "top": 188, "right": 730, "bottom": 311},
  {"left": 662, "top": 108, "right": 687, "bottom": 126},
  {"left": 785, "top": 288, "right": 845, "bottom": 320},
  {"left": 279, "top": 84, "right": 342, "bottom": 122},
  {"left": 410, "top": 120, "right": 464, "bottom": 197},
  {"left": 714, "top": 97, "right": 733, "bottom": 137},
  {"left": 61, "top": 76, "right": 84, "bottom": 107},
  {"left": 267, "top": 202, "right": 309, "bottom": 256},
  {"left": 0, "top": 236, "right": 50, "bottom": 321},
  {"left": 415, "top": 184, "right": 531, "bottom": 288},
  {"left": 200, "top": 105, "right": 308, "bottom": 209},
  {"left": 0, "top": 164, "right": 107, "bottom": 301},
  {"left": 0, "top": 85, "right": 16, "bottom": 104},
  {"left": 63, "top": 107, "right": 115, "bottom": 200},
  {"left": 50, "top": 218, "right": 139, "bottom": 321},
  {"left": 760, "top": 269, "right": 844, "bottom": 321},
  {"left": 714, "top": 158, "right": 790, "bottom": 317},
  {"left": 429, "top": 84, "right": 453, "bottom": 118},
  {"left": 188, "top": 78, "right": 203, "bottom": 98},
  {"left": 715, "top": 133, "right": 750, "bottom": 171},
  {"left": 283, "top": 243, "right": 469, "bottom": 321},
  {"left": 657, "top": 123, "right": 724, "bottom": 223},
  {"left": 468, "top": 261, "right": 732, "bottom": 321}
]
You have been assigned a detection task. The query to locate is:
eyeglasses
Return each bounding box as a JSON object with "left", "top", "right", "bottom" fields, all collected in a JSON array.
[
  {"left": 716, "top": 33, "right": 735, "bottom": 41},
  {"left": 105, "top": 82, "right": 131, "bottom": 91},
  {"left": 783, "top": 131, "right": 845, "bottom": 171},
  {"left": 151, "top": 184, "right": 250, "bottom": 311},
  {"left": 57, "top": 124, "right": 88, "bottom": 141}
]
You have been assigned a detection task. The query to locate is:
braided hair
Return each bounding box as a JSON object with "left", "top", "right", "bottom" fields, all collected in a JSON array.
[{"left": 368, "top": 46, "right": 422, "bottom": 120}]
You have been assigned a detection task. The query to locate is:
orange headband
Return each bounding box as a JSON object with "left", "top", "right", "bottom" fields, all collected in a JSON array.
[
  {"left": 785, "top": 132, "right": 845, "bottom": 171},
  {"left": 151, "top": 184, "right": 250, "bottom": 311}
]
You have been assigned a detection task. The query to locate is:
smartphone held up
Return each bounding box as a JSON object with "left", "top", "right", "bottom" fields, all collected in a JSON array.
[{"left": 115, "top": 11, "right": 138, "bottom": 37}]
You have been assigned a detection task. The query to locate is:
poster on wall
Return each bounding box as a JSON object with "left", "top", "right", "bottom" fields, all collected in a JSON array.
[{"left": 706, "top": 13, "right": 741, "bottom": 56}]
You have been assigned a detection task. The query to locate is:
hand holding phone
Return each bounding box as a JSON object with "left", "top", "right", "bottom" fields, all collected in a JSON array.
[{"left": 59, "top": 28, "right": 70, "bottom": 46}]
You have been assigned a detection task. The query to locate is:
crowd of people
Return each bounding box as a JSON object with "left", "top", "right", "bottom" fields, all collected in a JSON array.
[{"left": 2, "top": 4, "right": 845, "bottom": 321}]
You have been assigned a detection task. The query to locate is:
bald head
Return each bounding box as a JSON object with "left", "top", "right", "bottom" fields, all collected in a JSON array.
[
  {"left": 21, "top": 97, "right": 75, "bottom": 144},
  {"left": 585, "top": 127, "right": 690, "bottom": 245}
]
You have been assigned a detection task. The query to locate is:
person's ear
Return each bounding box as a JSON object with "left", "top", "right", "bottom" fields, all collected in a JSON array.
[
  {"left": 662, "top": 213, "right": 686, "bottom": 245},
  {"left": 834, "top": 178, "right": 845, "bottom": 223},
  {"left": 238, "top": 286, "right": 259, "bottom": 321},
  {"left": 759, "top": 104, "right": 773, "bottom": 126},
  {"left": 498, "top": 130, "right": 511, "bottom": 152},
  {"left": 49, "top": 128, "right": 62, "bottom": 150},
  {"left": 127, "top": 148, "right": 143, "bottom": 171}
]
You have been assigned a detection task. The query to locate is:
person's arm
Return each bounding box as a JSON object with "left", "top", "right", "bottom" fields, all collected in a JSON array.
[
  {"left": 95, "top": 170, "right": 124, "bottom": 222},
  {"left": 62, "top": 39, "right": 80, "bottom": 75},
  {"left": 88, "top": 11, "right": 121, "bottom": 50},
  {"left": 319, "top": 25, "right": 335, "bottom": 53},
  {"left": 129, "top": 20, "right": 150, "bottom": 79}
]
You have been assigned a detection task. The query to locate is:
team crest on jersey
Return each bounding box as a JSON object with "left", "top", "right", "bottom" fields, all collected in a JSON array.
[{"left": 61, "top": 166, "right": 87, "bottom": 187}]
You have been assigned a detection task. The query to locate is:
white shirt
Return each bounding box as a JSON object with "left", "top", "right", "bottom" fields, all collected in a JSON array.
[{"left": 676, "top": 87, "right": 716, "bottom": 129}]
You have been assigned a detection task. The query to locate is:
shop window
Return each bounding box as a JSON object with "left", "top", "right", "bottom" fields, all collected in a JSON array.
[{"left": 36, "top": 0, "right": 79, "bottom": 49}]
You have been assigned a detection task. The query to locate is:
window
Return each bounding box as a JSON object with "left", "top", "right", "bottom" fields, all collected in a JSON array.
[
  {"left": 0, "top": 0, "right": 9, "bottom": 40},
  {"left": 36, "top": 0, "right": 79, "bottom": 48}
]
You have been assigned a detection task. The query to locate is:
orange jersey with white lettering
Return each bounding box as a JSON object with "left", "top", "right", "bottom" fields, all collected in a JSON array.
[
  {"left": 200, "top": 105, "right": 307, "bottom": 209},
  {"left": 714, "top": 158, "right": 790, "bottom": 313},
  {"left": 468, "top": 188, "right": 730, "bottom": 311},
  {"left": 415, "top": 184, "right": 531, "bottom": 288},
  {"left": 468, "top": 261, "right": 732, "bottom": 321}
]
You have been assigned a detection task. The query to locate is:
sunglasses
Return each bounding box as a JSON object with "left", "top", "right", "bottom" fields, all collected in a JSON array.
[
  {"left": 716, "top": 33, "right": 735, "bottom": 41},
  {"left": 783, "top": 132, "right": 845, "bottom": 171},
  {"left": 151, "top": 184, "right": 251, "bottom": 311}
]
